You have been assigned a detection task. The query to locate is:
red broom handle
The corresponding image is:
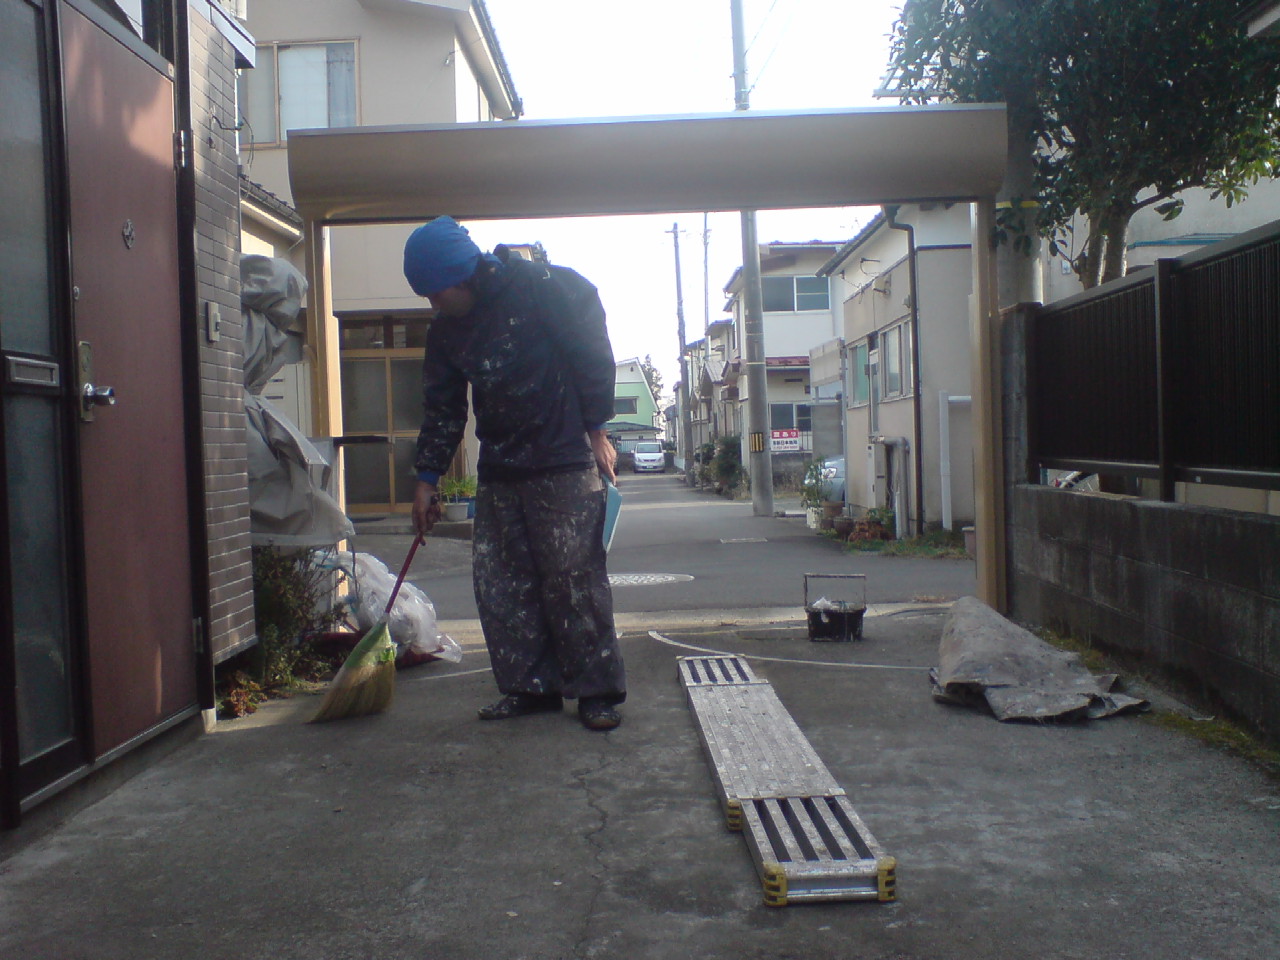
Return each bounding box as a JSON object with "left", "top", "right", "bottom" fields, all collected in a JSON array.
[{"left": 384, "top": 535, "right": 424, "bottom": 617}]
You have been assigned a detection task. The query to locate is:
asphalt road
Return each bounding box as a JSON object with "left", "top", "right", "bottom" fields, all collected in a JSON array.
[{"left": 352, "top": 473, "right": 977, "bottom": 625}]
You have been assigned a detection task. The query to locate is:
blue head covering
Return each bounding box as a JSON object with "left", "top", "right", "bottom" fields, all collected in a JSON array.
[{"left": 403, "top": 216, "right": 482, "bottom": 297}]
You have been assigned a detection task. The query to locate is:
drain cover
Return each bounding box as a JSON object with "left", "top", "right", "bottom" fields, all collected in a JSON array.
[{"left": 608, "top": 572, "right": 695, "bottom": 586}]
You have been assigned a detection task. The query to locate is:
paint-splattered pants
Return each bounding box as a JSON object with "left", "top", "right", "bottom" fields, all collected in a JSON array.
[{"left": 472, "top": 468, "right": 626, "bottom": 703}]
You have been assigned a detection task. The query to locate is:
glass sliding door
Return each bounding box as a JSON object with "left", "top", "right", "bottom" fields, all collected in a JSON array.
[
  {"left": 339, "top": 317, "right": 433, "bottom": 513},
  {"left": 0, "top": 0, "right": 83, "bottom": 813}
]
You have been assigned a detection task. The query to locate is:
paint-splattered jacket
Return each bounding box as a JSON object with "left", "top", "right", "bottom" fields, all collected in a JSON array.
[{"left": 414, "top": 257, "right": 616, "bottom": 483}]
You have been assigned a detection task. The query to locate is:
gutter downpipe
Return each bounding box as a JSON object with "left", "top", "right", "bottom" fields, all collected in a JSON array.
[
  {"left": 938, "top": 392, "right": 972, "bottom": 531},
  {"left": 886, "top": 206, "right": 925, "bottom": 537}
]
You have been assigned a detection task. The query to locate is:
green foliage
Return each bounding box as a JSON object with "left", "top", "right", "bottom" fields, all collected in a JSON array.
[
  {"left": 844, "top": 528, "right": 969, "bottom": 558},
  {"left": 640, "top": 354, "right": 664, "bottom": 404},
  {"left": 694, "top": 440, "right": 717, "bottom": 485},
  {"left": 891, "top": 0, "right": 1280, "bottom": 287},
  {"left": 439, "top": 474, "right": 477, "bottom": 501},
  {"left": 711, "top": 434, "right": 745, "bottom": 493},
  {"left": 218, "top": 549, "right": 352, "bottom": 718},
  {"left": 865, "top": 506, "right": 896, "bottom": 529},
  {"left": 252, "top": 547, "right": 342, "bottom": 647},
  {"left": 800, "top": 458, "right": 826, "bottom": 508}
]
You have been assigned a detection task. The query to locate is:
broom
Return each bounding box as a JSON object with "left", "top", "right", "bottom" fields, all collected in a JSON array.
[{"left": 310, "top": 534, "right": 424, "bottom": 723}]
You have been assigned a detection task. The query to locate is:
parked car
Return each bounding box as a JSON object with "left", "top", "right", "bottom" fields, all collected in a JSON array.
[
  {"left": 818, "top": 456, "right": 845, "bottom": 502},
  {"left": 632, "top": 441, "right": 666, "bottom": 473}
]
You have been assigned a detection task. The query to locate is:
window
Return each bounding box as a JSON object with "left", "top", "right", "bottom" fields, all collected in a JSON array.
[
  {"left": 615, "top": 396, "right": 638, "bottom": 416},
  {"left": 239, "top": 41, "right": 356, "bottom": 144},
  {"left": 769, "top": 403, "right": 812, "bottom": 431},
  {"left": 850, "top": 341, "right": 870, "bottom": 406},
  {"left": 881, "top": 323, "right": 913, "bottom": 399},
  {"left": 761, "top": 276, "right": 830, "bottom": 313},
  {"left": 795, "top": 277, "right": 830, "bottom": 311}
]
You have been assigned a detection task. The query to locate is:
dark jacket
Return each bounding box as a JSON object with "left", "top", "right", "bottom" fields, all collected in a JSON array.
[{"left": 414, "top": 257, "right": 616, "bottom": 482}]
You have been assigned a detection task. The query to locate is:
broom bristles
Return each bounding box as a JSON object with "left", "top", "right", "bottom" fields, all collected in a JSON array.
[{"left": 310, "top": 620, "right": 397, "bottom": 722}]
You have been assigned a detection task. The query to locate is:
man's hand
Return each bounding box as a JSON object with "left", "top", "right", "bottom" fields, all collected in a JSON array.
[
  {"left": 412, "top": 481, "right": 442, "bottom": 537},
  {"left": 588, "top": 429, "right": 617, "bottom": 483}
]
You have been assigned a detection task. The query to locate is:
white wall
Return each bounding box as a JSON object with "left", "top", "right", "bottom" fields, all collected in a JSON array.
[
  {"left": 242, "top": 1, "right": 485, "bottom": 315},
  {"left": 765, "top": 310, "right": 836, "bottom": 357},
  {"left": 1042, "top": 178, "right": 1280, "bottom": 302}
]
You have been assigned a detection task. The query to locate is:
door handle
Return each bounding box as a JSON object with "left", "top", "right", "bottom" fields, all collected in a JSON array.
[
  {"left": 82, "top": 382, "right": 116, "bottom": 411},
  {"left": 75, "top": 340, "right": 115, "bottom": 422}
]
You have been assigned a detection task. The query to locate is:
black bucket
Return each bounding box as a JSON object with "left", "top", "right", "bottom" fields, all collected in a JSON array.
[{"left": 805, "top": 603, "right": 865, "bottom": 642}]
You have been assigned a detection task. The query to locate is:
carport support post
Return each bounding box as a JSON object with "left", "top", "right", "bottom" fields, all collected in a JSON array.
[
  {"left": 302, "top": 217, "right": 344, "bottom": 448},
  {"left": 970, "top": 200, "right": 1007, "bottom": 611}
]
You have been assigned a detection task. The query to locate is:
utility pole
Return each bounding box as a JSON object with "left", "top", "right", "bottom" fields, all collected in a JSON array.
[
  {"left": 702, "top": 213, "right": 711, "bottom": 334},
  {"left": 731, "top": 0, "right": 774, "bottom": 517},
  {"left": 668, "top": 223, "right": 694, "bottom": 484}
]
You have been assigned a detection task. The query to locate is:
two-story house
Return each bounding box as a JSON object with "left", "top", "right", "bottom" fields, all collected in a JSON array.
[
  {"left": 818, "top": 204, "right": 975, "bottom": 535},
  {"left": 236, "top": 0, "right": 520, "bottom": 515},
  {"left": 719, "top": 242, "right": 842, "bottom": 480},
  {"left": 610, "top": 359, "right": 662, "bottom": 450}
]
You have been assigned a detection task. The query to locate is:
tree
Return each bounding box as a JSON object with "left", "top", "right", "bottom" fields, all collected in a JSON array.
[
  {"left": 640, "top": 354, "right": 664, "bottom": 405},
  {"left": 890, "top": 0, "right": 1280, "bottom": 287}
]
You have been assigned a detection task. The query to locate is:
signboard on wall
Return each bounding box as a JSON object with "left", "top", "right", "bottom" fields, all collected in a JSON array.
[{"left": 771, "top": 429, "right": 800, "bottom": 451}]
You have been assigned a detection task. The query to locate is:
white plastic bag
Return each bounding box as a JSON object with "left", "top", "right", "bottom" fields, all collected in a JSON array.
[{"left": 338, "top": 552, "right": 461, "bottom": 663}]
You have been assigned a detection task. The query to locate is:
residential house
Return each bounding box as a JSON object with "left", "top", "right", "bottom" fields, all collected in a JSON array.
[
  {"left": 1, "top": 0, "right": 258, "bottom": 826},
  {"left": 719, "top": 242, "right": 842, "bottom": 481},
  {"left": 236, "top": 0, "right": 520, "bottom": 515},
  {"left": 1041, "top": 179, "right": 1280, "bottom": 304},
  {"left": 675, "top": 314, "right": 738, "bottom": 469},
  {"left": 610, "top": 359, "right": 662, "bottom": 451},
  {"left": 819, "top": 204, "right": 974, "bottom": 535}
]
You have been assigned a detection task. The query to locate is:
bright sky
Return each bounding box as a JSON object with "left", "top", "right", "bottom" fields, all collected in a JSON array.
[{"left": 461, "top": 0, "right": 906, "bottom": 394}]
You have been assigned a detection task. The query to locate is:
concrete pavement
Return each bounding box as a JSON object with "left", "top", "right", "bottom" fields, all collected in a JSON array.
[
  {"left": 3, "top": 478, "right": 1277, "bottom": 957},
  {"left": 3, "top": 605, "right": 1279, "bottom": 958}
]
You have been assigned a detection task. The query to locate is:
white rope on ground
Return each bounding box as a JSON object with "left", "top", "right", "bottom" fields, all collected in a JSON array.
[
  {"left": 647, "top": 630, "right": 931, "bottom": 672},
  {"left": 400, "top": 665, "right": 492, "bottom": 683}
]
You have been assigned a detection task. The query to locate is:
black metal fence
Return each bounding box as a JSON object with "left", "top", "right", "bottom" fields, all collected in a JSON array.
[{"left": 1029, "top": 220, "right": 1280, "bottom": 497}]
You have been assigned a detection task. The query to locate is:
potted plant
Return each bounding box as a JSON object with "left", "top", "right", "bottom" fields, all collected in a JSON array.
[
  {"left": 439, "top": 475, "right": 477, "bottom": 522},
  {"left": 852, "top": 506, "right": 895, "bottom": 541},
  {"left": 800, "top": 458, "right": 825, "bottom": 529}
]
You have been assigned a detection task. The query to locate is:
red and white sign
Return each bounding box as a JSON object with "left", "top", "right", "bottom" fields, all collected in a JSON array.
[{"left": 771, "top": 429, "right": 800, "bottom": 451}]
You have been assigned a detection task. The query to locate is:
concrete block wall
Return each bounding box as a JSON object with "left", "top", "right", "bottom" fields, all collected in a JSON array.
[
  {"left": 1001, "top": 309, "right": 1280, "bottom": 742},
  {"left": 188, "top": 6, "right": 256, "bottom": 663}
]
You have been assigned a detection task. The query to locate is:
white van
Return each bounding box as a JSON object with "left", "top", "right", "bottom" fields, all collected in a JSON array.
[{"left": 632, "top": 441, "right": 666, "bottom": 473}]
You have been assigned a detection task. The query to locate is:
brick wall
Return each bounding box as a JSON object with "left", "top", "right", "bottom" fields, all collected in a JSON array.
[
  {"left": 1001, "top": 308, "right": 1280, "bottom": 743},
  {"left": 187, "top": 6, "right": 256, "bottom": 662}
]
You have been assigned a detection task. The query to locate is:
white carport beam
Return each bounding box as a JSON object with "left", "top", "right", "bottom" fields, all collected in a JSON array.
[
  {"left": 285, "top": 104, "right": 1009, "bottom": 612},
  {"left": 287, "top": 105, "right": 1007, "bottom": 224}
]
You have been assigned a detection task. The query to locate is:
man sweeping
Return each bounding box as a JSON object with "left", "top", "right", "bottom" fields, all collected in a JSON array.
[{"left": 403, "top": 217, "right": 626, "bottom": 731}]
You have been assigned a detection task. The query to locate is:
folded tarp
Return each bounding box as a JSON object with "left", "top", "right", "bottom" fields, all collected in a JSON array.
[
  {"left": 931, "top": 597, "right": 1148, "bottom": 722},
  {"left": 241, "top": 254, "right": 352, "bottom": 547}
]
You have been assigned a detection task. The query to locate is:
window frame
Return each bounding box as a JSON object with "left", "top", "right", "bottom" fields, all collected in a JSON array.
[
  {"left": 849, "top": 341, "right": 870, "bottom": 407},
  {"left": 239, "top": 39, "right": 359, "bottom": 148},
  {"left": 760, "top": 275, "right": 831, "bottom": 313},
  {"left": 880, "top": 321, "right": 913, "bottom": 400},
  {"left": 614, "top": 396, "right": 639, "bottom": 416}
]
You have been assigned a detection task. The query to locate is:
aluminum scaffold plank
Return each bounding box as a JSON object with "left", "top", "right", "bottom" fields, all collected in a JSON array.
[{"left": 678, "top": 655, "right": 896, "bottom": 906}]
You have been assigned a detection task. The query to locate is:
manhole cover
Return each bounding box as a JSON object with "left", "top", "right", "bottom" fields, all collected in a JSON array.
[{"left": 608, "top": 573, "right": 695, "bottom": 587}]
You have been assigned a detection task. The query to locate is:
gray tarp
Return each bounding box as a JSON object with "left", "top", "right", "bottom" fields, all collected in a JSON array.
[
  {"left": 931, "top": 596, "right": 1148, "bottom": 722},
  {"left": 241, "top": 255, "right": 353, "bottom": 547}
]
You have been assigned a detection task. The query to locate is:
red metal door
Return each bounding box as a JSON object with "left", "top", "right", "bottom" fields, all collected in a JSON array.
[{"left": 61, "top": 5, "right": 196, "bottom": 755}]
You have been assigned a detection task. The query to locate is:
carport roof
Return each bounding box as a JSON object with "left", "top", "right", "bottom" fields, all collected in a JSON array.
[{"left": 286, "top": 104, "right": 1007, "bottom": 225}]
